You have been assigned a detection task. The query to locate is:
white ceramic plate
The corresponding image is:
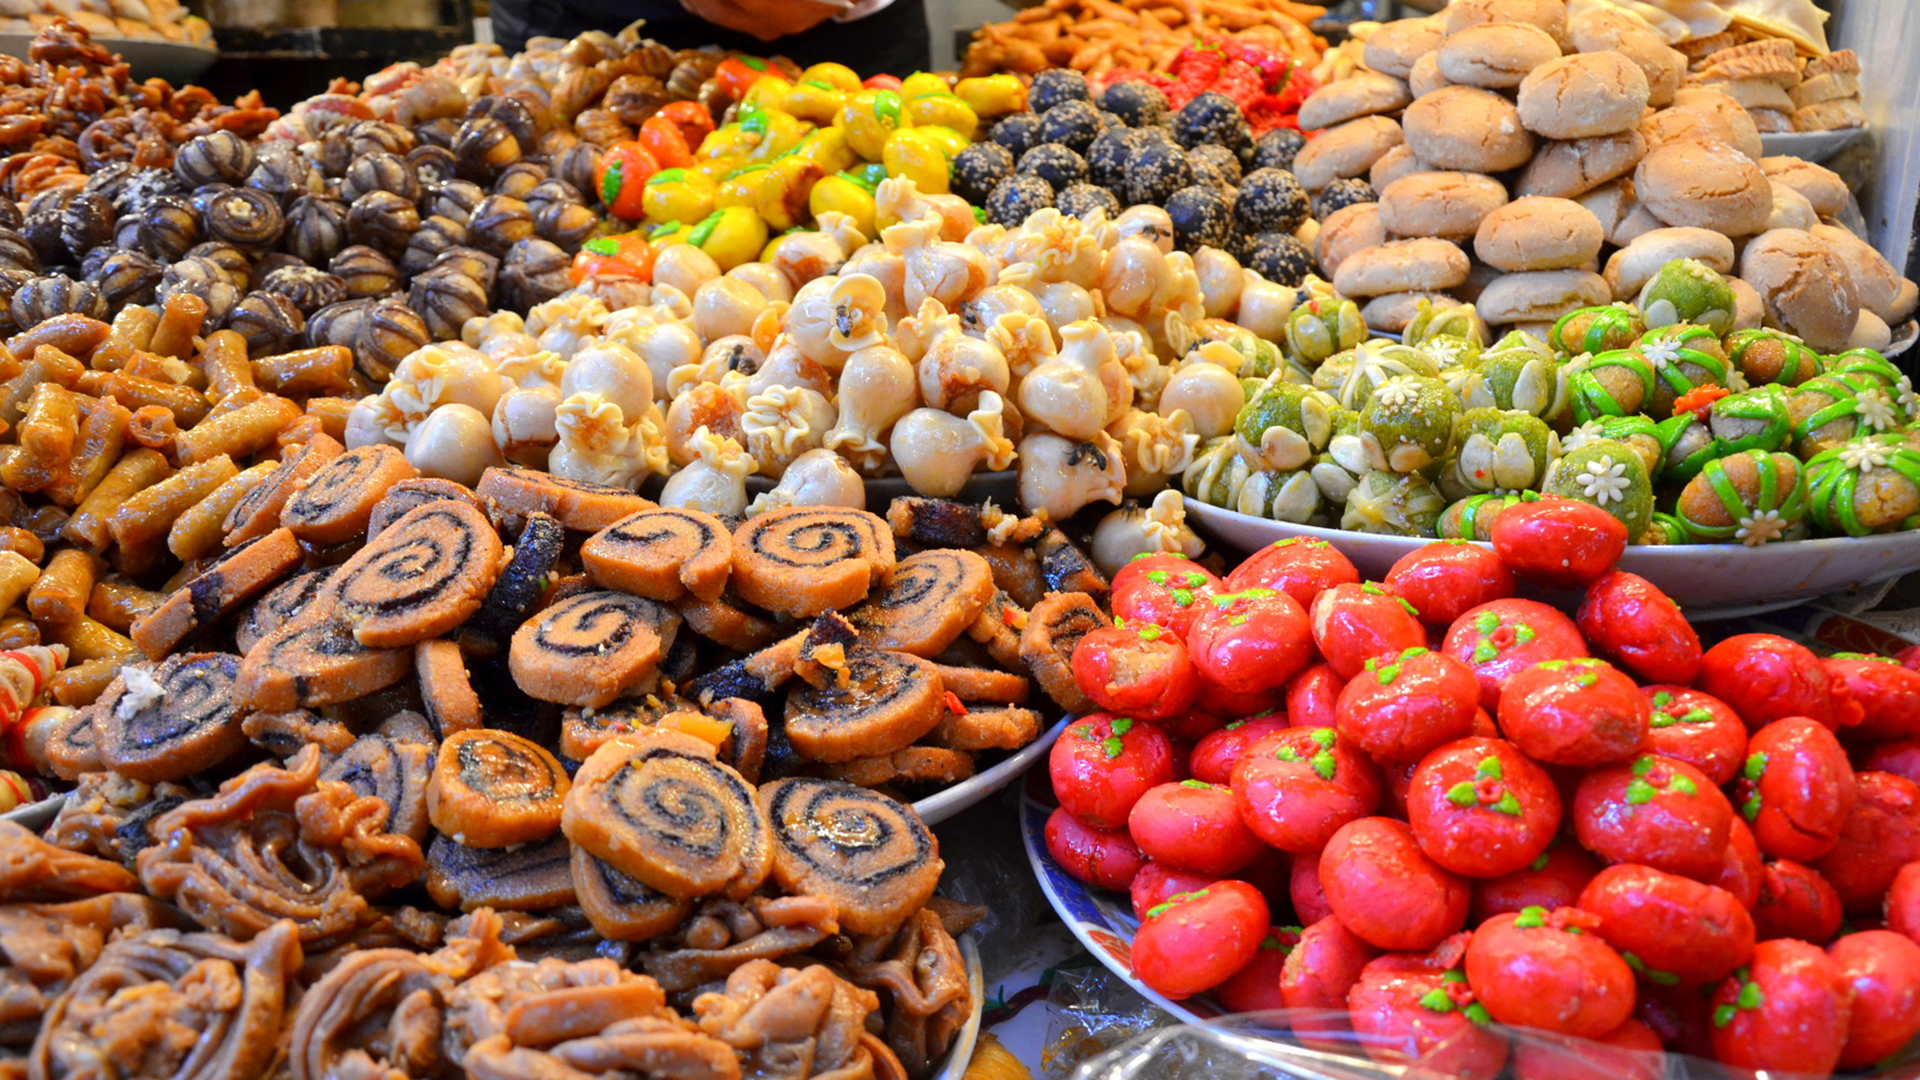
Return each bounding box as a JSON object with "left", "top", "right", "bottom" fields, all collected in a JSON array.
[
  {"left": 0, "top": 33, "right": 216, "bottom": 82},
  {"left": 1759, "top": 127, "right": 1868, "bottom": 163},
  {"left": 926, "top": 934, "right": 987, "bottom": 1080},
  {"left": 913, "top": 716, "right": 1068, "bottom": 827},
  {"left": 1, "top": 792, "right": 63, "bottom": 830},
  {"left": 1186, "top": 500, "right": 1920, "bottom": 620},
  {"left": 1887, "top": 319, "right": 1919, "bottom": 359}
]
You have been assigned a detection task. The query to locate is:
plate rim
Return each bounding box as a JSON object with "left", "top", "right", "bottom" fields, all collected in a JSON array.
[
  {"left": 0, "top": 31, "right": 216, "bottom": 55},
  {"left": 913, "top": 716, "right": 1069, "bottom": 827},
  {"left": 926, "top": 933, "right": 988, "bottom": 1080}
]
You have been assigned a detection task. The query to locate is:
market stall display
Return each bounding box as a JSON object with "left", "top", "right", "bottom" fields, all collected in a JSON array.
[{"left": 960, "top": 0, "right": 1325, "bottom": 80}]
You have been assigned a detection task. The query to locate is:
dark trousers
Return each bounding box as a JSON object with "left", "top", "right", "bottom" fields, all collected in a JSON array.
[{"left": 491, "top": 0, "right": 933, "bottom": 78}]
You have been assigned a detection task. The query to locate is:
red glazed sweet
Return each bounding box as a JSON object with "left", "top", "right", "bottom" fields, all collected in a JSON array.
[
  {"left": 1071, "top": 622, "right": 1200, "bottom": 721},
  {"left": 1187, "top": 587, "right": 1313, "bottom": 695},
  {"left": 1442, "top": 598, "right": 1589, "bottom": 711},
  {"left": 1128, "top": 780, "right": 1265, "bottom": 877},
  {"left": 1888, "top": 861, "right": 1920, "bottom": 944},
  {"left": 1335, "top": 646, "right": 1481, "bottom": 763},
  {"left": 1216, "top": 925, "right": 1301, "bottom": 1014},
  {"left": 1860, "top": 737, "right": 1920, "bottom": 786},
  {"left": 1738, "top": 716, "right": 1858, "bottom": 862},
  {"left": 1814, "top": 770, "right": 1920, "bottom": 913},
  {"left": 1708, "top": 939, "right": 1851, "bottom": 1076},
  {"left": 1196, "top": 680, "right": 1284, "bottom": 723},
  {"left": 1320, "top": 817, "right": 1471, "bottom": 951},
  {"left": 1639, "top": 686, "right": 1747, "bottom": 786},
  {"left": 1225, "top": 537, "right": 1360, "bottom": 610},
  {"left": 1828, "top": 929, "right": 1920, "bottom": 1070},
  {"left": 1290, "top": 849, "right": 1332, "bottom": 925},
  {"left": 1498, "top": 658, "right": 1650, "bottom": 767},
  {"left": 1310, "top": 582, "right": 1427, "bottom": 679},
  {"left": 1045, "top": 807, "right": 1146, "bottom": 890},
  {"left": 1464, "top": 906, "right": 1636, "bottom": 1038},
  {"left": 1508, "top": 1020, "right": 1665, "bottom": 1080},
  {"left": 1489, "top": 496, "right": 1628, "bottom": 588},
  {"left": 1130, "top": 860, "right": 1218, "bottom": 921},
  {"left": 1347, "top": 942, "right": 1508, "bottom": 1080},
  {"left": 1385, "top": 540, "right": 1516, "bottom": 628},
  {"left": 1714, "top": 817, "right": 1765, "bottom": 909},
  {"left": 1576, "top": 571, "right": 1702, "bottom": 686},
  {"left": 1406, "top": 737, "right": 1561, "bottom": 879},
  {"left": 1131, "top": 879, "right": 1269, "bottom": 999},
  {"left": 1577, "top": 864, "right": 1756, "bottom": 984},
  {"left": 1698, "top": 633, "right": 1860, "bottom": 732},
  {"left": 1826, "top": 653, "right": 1920, "bottom": 740},
  {"left": 1189, "top": 716, "right": 1287, "bottom": 786},
  {"left": 1232, "top": 726, "right": 1382, "bottom": 853},
  {"left": 1050, "top": 714, "right": 1177, "bottom": 829},
  {"left": 1110, "top": 553, "right": 1221, "bottom": 641},
  {"left": 1472, "top": 839, "right": 1602, "bottom": 924},
  {"left": 1751, "top": 858, "right": 1844, "bottom": 943},
  {"left": 1281, "top": 915, "right": 1380, "bottom": 1049},
  {"left": 1285, "top": 663, "right": 1345, "bottom": 729},
  {"left": 1573, "top": 754, "right": 1733, "bottom": 881}
]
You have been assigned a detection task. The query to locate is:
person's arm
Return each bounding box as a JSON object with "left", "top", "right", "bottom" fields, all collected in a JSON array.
[{"left": 679, "top": 0, "right": 850, "bottom": 40}]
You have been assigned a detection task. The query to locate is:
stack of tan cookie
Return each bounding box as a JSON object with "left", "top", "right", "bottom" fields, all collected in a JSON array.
[
  {"left": 1680, "top": 34, "right": 1862, "bottom": 134},
  {"left": 1293, "top": 0, "right": 1913, "bottom": 352}
]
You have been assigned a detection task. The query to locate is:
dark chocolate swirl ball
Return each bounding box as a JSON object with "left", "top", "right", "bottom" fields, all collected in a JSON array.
[
  {"left": 454, "top": 116, "right": 523, "bottom": 182},
  {"left": 346, "top": 190, "right": 422, "bottom": 258},
  {"left": 468, "top": 194, "right": 535, "bottom": 257},
  {"left": 499, "top": 237, "right": 572, "bottom": 310},
  {"left": 57, "top": 191, "right": 113, "bottom": 257},
  {"left": 13, "top": 273, "right": 105, "bottom": 327},
  {"left": 203, "top": 187, "right": 286, "bottom": 252},
  {"left": 341, "top": 151, "right": 420, "bottom": 205},
  {"left": 89, "top": 248, "right": 162, "bottom": 310},
  {"left": 227, "top": 291, "right": 306, "bottom": 357},
  {"left": 493, "top": 161, "right": 549, "bottom": 200},
  {"left": 284, "top": 193, "right": 351, "bottom": 267},
  {"left": 409, "top": 267, "right": 491, "bottom": 339},
  {"left": 400, "top": 215, "right": 471, "bottom": 277},
  {"left": 174, "top": 131, "right": 256, "bottom": 188},
  {"left": 330, "top": 245, "right": 402, "bottom": 299},
  {"left": 258, "top": 265, "right": 347, "bottom": 315},
  {"left": 406, "top": 145, "right": 460, "bottom": 187}
]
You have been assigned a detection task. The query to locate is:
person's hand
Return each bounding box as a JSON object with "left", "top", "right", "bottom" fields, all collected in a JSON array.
[{"left": 678, "top": 0, "right": 843, "bottom": 40}]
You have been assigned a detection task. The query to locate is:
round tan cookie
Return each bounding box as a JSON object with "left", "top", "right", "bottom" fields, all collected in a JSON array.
[
  {"left": 1662, "top": 89, "right": 1764, "bottom": 158},
  {"left": 1849, "top": 310, "right": 1894, "bottom": 352},
  {"left": 1810, "top": 223, "right": 1902, "bottom": 318},
  {"left": 1436, "top": 23, "right": 1562, "bottom": 89},
  {"left": 1474, "top": 196, "right": 1605, "bottom": 272},
  {"left": 1517, "top": 52, "right": 1650, "bottom": 139},
  {"left": 1364, "top": 16, "right": 1446, "bottom": 80},
  {"left": 1602, "top": 226, "right": 1737, "bottom": 299},
  {"left": 1575, "top": 178, "right": 1661, "bottom": 246},
  {"left": 1513, "top": 129, "right": 1646, "bottom": 198},
  {"left": 1369, "top": 144, "right": 1433, "bottom": 191},
  {"left": 1299, "top": 71, "right": 1414, "bottom": 132},
  {"left": 1379, "top": 171, "right": 1509, "bottom": 240},
  {"left": 1403, "top": 86, "right": 1535, "bottom": 172},
  {"left": 1331, "top": 238, "right": 1472, "bottom": 298},
  {"left": 1766, "top": 180, "right": 1817, "bottom": 232},
  {"left": 1758, "top": 156, "right": 1847, "bottom": 217},
  {"left": 1293, "top": 115, "right": 1405, "bottom": 191},
  {"left": 1728, "top": 276, "right": 1765, "bottom": 330},
  {"left": 1361, "top": 291, "right": 1463, "bottom": 334},
  {"left": 1892, "top": 279, "right": 1919, "bottom": 324},
  {"left": 1443, "top": 0, "right": 1569, "bottom": 46},
  {"left": 1408, "top": 51, "right": 1448, "bottom": 97},
  {"left": 1633, "top": 139, "right": 1771, "bottom": 236},
  {"left": 1475, "top": 269, "right": 1611, "bottom": 325},
  {"left": 1316, "top": 202, "right": 1386, "bottom": 278},
  {"left": 1739, "top": 227, "right": 1861, "bottom": 351},
  {"left": 1568, "top": 8, "right": 1685, "bottom": 106}
]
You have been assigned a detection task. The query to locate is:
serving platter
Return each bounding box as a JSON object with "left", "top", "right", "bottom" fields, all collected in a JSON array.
[
  {"left": 0, "top": 33, "right": 215, "bottom": 81},
  {"left": 1186, "top": 499, "right": 1920, "bottom": 619},
  {"left": 927, "top": 934, "right": 987, "bottom": 1080},
  {"left": 914, "top": 716, "right": 1068, "bottom": 827}
]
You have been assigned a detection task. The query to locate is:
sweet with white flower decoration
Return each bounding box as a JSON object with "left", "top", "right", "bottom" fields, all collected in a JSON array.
[
  {"left": 1735, "top": 510, "right": 1786, "bottom": 546},
  {"left": 1578, "top": 458, "right": 1630, "bottom": 505},
  {"left": 1374, "top": 376, "right": 1421, "bottom": 410},
  {"left": 1837, "top": 439, "right": 1895, "bottom": 473},
  {"left": 1560, "top": 420, "right": 1605, "bottom": 453},
  {"left": 1897, "top": 377, "right": 1917, "bottom": 414},
  {"left": 1641, "top": 339, "right": 1681, "bottom": 371},
  {"left": 1725, "top": 369, "right": 1750, "bottom": 393},
  {"left": 1426, "top": 339, "right": 1464, "bottom": 368},
  {"left": 1856, "top": 389, "right": 1897, "bottom": 431}
]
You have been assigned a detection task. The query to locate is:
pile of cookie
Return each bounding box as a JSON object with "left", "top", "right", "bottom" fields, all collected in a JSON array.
[
  {"left": 1679, "top": 36, "right": 1862, "bottom": 135},
  {"left": 1293, "top": 0, "right": 1912, "bottom": 353}
]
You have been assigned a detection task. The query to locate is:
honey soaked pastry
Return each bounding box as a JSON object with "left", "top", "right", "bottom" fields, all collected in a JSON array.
[
  {"left": 235, "top": 611, "right": 413, "bottom": 713},
  {"left": 280, "top": 444, "right": 419, "bottom": 545},
  {"left": 731, "top": 507, "right": 898, "bottom": 618},
  {"left": 287, "top": 938, "right": 487, "bottom": 1080},
  {"left": 822, "top": 747, "right": 976, "bottom": 788},
  {"left": 427, "top": 729, "right": 570, "bottom": 849},
  {"left": 223, "top": 432, "right": 345, "bottom": 546},
  {"left": 679, "top": 592, "right": 783, "bottom": 652},
  {"left": 560, "top": 730, "right": 772, "bottom": 901},
  {"left": 784, "top": 648, "right": 945, "bottom": 763},
  {"left": 846, "top": 908, "right": 975, "bottom": 1078},
  {"left": 510, "top": 590, "right": 682, "bottom": 708},
  {"left": 581, "top": 507, "right": 733, "bottom": 602},
  {"left": 454, "top": 512, "right": 564, "bottom": 654},
  {"left": 1018, "top": 591, "right": 1105, "bottom": 716},
  {"left": 332, "top": 500, "right": 505, "bottom": 647},
  {"left": 322, "top": 731, "right": 435, "bottom": 844},
  {"left": 855, "top": 549, "right": 997, "bottom": 657},
  {"left": 132, "top": 527, "right": 303, "bottom": 659},
  {"left": 235, "top": 566, "right": 337, "bottom": 654},
  {"left": 427, "top": 833, "right": 577, "bottom": 912},
  {"left": 757, "top": 777, "right": 943, "bottom": 935},
  {"left": 0, "top": 819, "right": 139, "bottom": 900},
  {"left": 476, "top": 465, "right": 656, "bottom": 531},
  {"left": 93, "top": 652, "right": 249, "bottom": 784},
  {"left": 366, "top": 478, "right": 490, "bottom": 542},
  {"left": 930, "top": 663, "right": 1030, "bottom": 704},
  {"left": 415, "top": 639, "right": 481, "bottom": 735},
  {"left": 571, "top": 845, "right": 694, "bottom": 941},
  {"left": 931, "top": 705, "right": 1044, "bottom": 751}
]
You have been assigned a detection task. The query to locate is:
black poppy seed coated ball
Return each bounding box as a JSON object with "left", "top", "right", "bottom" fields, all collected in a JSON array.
[
  {"left": 990, "top": 114, "right": 1044, "bottom": 158},
  {"left": 1247, "top": 231, "right": 1315, "bottom": 286},
  {"left": 1313, "top": 177, "right": 1377, "bottom": 219},
  {"left": 1017, "top": 143, "right": 1088, "bottom": 193},
  {"left": 1234, "top": 168, "right": 1310, "bottom": 235},
  {"left": 1056, "top": 182, "right": 1121, "bottom": 220},
  {"left": 1173, "top": 92, "right": 1253, "bottom": 156},
  {"left": 1085, "top": 127, "right": 1141, "bottom": 192},
  {"left": 1165, "top": 185, "right": 1233, "bottom": 253},
  {"left": 1097, "top": 110, "right": 1127, "bottom": 132},
  {"left": 1123, "top": 138, "right": 1193, "bottom": 206},
  {"left": 1039, "top": 100, "right": 1106, "bottom": 155},
  {"left": 986, "top": 175, "right": 1055, "bottom": 227},
  {"left": 952, "top": 142, "right": 1015, "bottom": 206},
  {"left": 1101, "top": 80, "right": 1170, "bottom": 128},
  {"left": 1252, "top": 128, "right": 1307, "bottom": 172},
  {"left": 1189, "top": 143, "right": 1242, "bottom": 187},
  {"left": 1186, "top": 153, "right": 1235, "bottom": 196},
  {"left": 1029, "top": 69, "right": 1092, "bottom": 114}
]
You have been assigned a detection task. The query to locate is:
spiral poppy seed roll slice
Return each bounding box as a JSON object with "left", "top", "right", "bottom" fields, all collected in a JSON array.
[
  {"left": 783, "top": 648, "right": 945, "bottom": 764},
  {"left": 235, "top": 566, "right": 337, "bottom": 654},
  {"left": 281, "top": 444, "right": 419, "bottom": 545},
  {"left": 582, "top": 507, "right": 732, "bottom": 602},
  {"left": 853, "top": 548, "right": 996, "bottom": 657},
  {"left": 332, "top": 500, "right": 504, "bottom": 647},
  {"left": 757, "top": 777, "right": 943, "bottom": 935},
  {"left": 476, "top": 465, "right": 655, "bottom": 531},
  {"left": 426, "top": 832, "right": 575, "bottom": 912},
  {"left": 426, "top": 728, "right": 569, "bottom": 848},
  {"left": 95, "top": 652, "right": 249, "bottom": 784},
  {"left": 731, "top": 507, "right": 897, "bottom": 618},
  {"left": 224, "top": 432, "right": 344, "bottom": 546},
  {"left": 322, "top": 732, "right": 434, "bottom": 844},
  {"left": 570, "top": 845, "right": 693, "bottom": 941},
  {"left": 365, "top": 478, "right": 489, "bottom": 542},
  {"left": 509, "top": 590, "right": 682, "bottom": 708},
  {"left": 235, "top": 610, "right": 412, "bottom": 712}
]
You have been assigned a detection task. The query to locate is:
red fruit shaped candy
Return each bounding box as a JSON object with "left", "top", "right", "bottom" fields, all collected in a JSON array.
[
  {"left": 1861, "top": 737, "right": 1920, "bottom": 786},
  {"left": 1310, "top": 582, "right": 1427, "bottom": 679},
  {"left": 1828, "top": 929, "right": 1920, "bottom": 1070},
  {"left": 1489, "top": 496, "right": 1628, "bottom": 588},
  {"left": 1225, "top": 537, "right": 1359, "bottom": 609},
  {"left": 1336, "top": 646, "right": 1481, "bottom": 763},
  {"left": 1285, "top": 662, "right": 1345, "bottom": 729},
  {"left": 1635, "top": 979, "right": 1716, "bottom": 1060},
  {"left": 1290, "top": 849, "right": 1332, "bottom": 924},
  {"left": 1216, "top": 925, "right": 1302, "bottom": 1013},
  {"left": 1888, "top": 861, "right": 1920, "bottom": 944},
  {"left": 1826, "top": 652, "right": 1920, "bottom": 740},
  {"left": 1573, "top": 753, "right": 1733, "bottom": 881},
  {"left": 1406, "top": 737, "right": 1560, "bottom": 879},
  {"left": 1464, "top": 905, "right": 1636, "bottom": 1038},
  {"left": 1131, "top": 879, "right": 1269, "bottom": 999},
  {"left": 1281, "top": 915, "right": 1380, "bottom": 1049},
  {"left": 1498, "top": 658, "right": 1650, "bottom": 767},
  {"left": 1815, "top": 770, "right": 1920, "bottom": 913},
  {"left": 1320, "top": 817, "right": 1471, "bottom": 951},
  {"left": 1187, "top": 587, "right": 1313, "bottom": 695},
  {"left": 1751, "top": 858, "right": 1844, "bottom": 943},
  {"left": 1347, "top": 943, "right": 1508, "bottom": 1080},
  {"left": 1738, "top": 717, "right": 1858, "bottom": 862},
  {"left": 1050, "top": 714, "right": 1177, "bottom": 829},
  {"left": 1070, "top": 623, "right": 1199, "bottom": 721},
  {"left": 1196, "top": 680, "right": 1284, "bottom": 723},
  {"left": 1130, "top": 861, "right": 1218, "bottom": 921},
  {"left": 1110, "top": 553, "right": 1221, "bottom": 640},
  {"left": 1708, "top": 939, "right": 1851, "bottom": 1076},
  {"left": 1442, "top": 598, "right": 1589, "bottom": 711},
  {"left": 1902, "top": 644, "right": 1920, "bottom": 671},
  {"left": 1576, "top": 571, "right": 1702, "bottom": 685},
  {"left": 1472, "top": 838, "right": 1602, "bottom": 923},
  {"left": 1128, "top": 779, "right": 1265, "bottom": 876},
  {"left": 1152, "top": 709, "right": 1226, "bottom": 743},
  {"left": 1577, "top": 864, "right": 1756, "bottom": 985},
  {"left": 1044, "top": 807, "right": 1146, "bottom": 890},
  {"left": 1232, "top": 726, "right": 1382, "bottom": 852},
  {"left": 1698, "top": 633, "right": 1860, "bottom": 732},
  {"left": 1714, "top": 816, "right": 1764, "bottom": 909},
  {"left": 1639, "top": 686, "right": 1747, "bottom": 786},
  {"left": 1508, "top": 1020, "right": 1666, "bottom": 1080},
  {"left": 1189, "top": 715, "right": 1287, "bottom": 786},
  {"left": 1385, "top": 540, "right": 1516, "bottom": 628}
]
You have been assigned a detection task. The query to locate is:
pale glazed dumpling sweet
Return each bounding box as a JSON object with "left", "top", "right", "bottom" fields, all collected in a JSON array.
[
  {"left": 747, "top": 448, "right": 867, "bottom": 516},
  {"left": 891, "top": 392, "right": 1017, "bottom": 497},
  {"left": 1091, "top": 489, "right": 1206, "bottom": 578},
  {"left": 659, "top": 426, "right": 756, "bottom": 517}
]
